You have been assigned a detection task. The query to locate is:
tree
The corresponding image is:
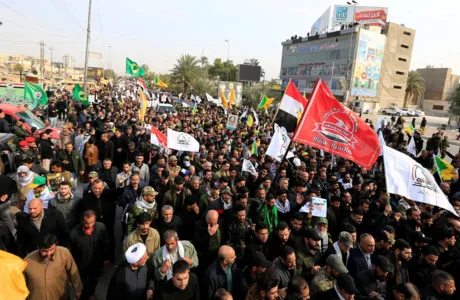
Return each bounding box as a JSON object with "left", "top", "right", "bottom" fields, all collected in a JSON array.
[
  {"left": 141, "top": 64, "right": 150, "bottom": 74},
  {"left": 191, "top": 73, "right": 216, "bottom": 96},
  {"left": 404, "top": 70, "right": 425, "bottom": 107},
  {"left": 247, "top": 58, "right": 265, "bottom": 79},
  {"left": 199, "top": 56, "right": 209, "bottom": 68},
  {"left": 170, "top": 54, "right": 200, "bottom": 95},
  {"left": 103, "top": 69, "right": 116, "bottom": 79},
  {"left": 448, "top": 84, "right": 460, "bottom": 116},
  {"left": 13, "top": 63, "right": 24, "bottom": 82},
  {"left": 208, "top": 58, "right": 238, "bottom": 82}
]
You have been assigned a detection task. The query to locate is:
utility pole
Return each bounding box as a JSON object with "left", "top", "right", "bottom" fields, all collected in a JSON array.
[
  {"left": 39, "top": 41, "right": 45, "bottom": 84},
  {"left": 83, "top": 0, "right": 92, "bottom": 92},
  {"left": 49, "top": 46, "right": 54, "bottom": 84}
]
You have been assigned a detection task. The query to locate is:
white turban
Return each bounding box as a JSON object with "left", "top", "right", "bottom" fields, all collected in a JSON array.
[{"left": 125, "top": 243, "right": 146, "bottom": 264}]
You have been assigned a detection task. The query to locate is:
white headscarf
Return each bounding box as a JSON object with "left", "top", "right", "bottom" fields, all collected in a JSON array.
[{"left": 16, "top": 166, "right": 35, "bottom": 186}]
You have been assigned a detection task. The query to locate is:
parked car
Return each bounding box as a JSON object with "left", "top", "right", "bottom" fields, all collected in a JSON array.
[
  {"left": 401, "top": 108, "right": 416, "bottom": 116},
  {"left": 413, "top": 109, "right": 425, "bottom": 117},
  {"left": 0, "top": 133, "right": 19, "bottom": 175},
  {"left": 0, "top": 104, "right": 61, "bottom": 140},
  {"left": 380, "top": 107, "right": 405, "bottom": 116},
  {"left": 155, "top": 103, "right": 177, "bottom": 114}
]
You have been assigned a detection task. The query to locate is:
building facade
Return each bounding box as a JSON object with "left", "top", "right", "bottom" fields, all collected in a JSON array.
[{"left": 416, "top": 67, "right": 460, "bottom": 114}]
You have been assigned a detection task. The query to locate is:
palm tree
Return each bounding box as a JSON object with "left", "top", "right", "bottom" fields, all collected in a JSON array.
[
  {"left": 199, "top": 56, "right": 209, "bottom": 68},
  {"left": 170, "top": 54, "right": 199, "bottom": 95},
  {"left": 404, "top": 71, "right": 425, "bottom": 107}
]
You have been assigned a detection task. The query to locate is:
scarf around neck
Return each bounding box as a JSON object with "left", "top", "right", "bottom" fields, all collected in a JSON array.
[
  {"left": 275, "top": 199, "right": 290, "bottom": 213},
  {"left": 261, "top": 204, "right": 278, "bottom": 234},
  {"left": 17, "top": 166, "right": 35, "bottom": 186},
  {"left": 136, "top": 196, "right": 156, "bottom": 211},
  {"left": 162, "top": 241, "right": 185, "bottom": 280}
]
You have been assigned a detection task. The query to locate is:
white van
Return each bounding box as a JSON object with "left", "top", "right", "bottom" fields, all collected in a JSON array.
[{"left": 155, "top": 103, "right": 176, "bottom": 113}]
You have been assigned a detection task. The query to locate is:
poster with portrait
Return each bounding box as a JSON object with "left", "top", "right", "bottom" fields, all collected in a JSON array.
[
  {"left": 47, "top": 172, "right": 74, "bottom": 192},
  {"left": 299, "top": 197, "right": 327, "bottom": 217},
  {"left": 226, "top": 114, "right": 238, "bottom": 130}
]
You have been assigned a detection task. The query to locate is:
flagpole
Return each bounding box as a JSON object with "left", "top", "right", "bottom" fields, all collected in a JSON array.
[
  {"left": 382, "top": 146, "right": 391, "bottom": 205},
  {"left": 268, "top": 139, "right": 293, "bottom": 195}
]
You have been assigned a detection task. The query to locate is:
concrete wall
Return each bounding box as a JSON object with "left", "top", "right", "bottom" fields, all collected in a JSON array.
[{"left": 378, "top": 23, "right": 415, "bottom": 108}]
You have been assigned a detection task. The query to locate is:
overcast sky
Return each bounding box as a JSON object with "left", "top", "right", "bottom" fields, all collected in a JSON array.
[{"left": 0, "top": 0, "right": 458, "bottom": 79}]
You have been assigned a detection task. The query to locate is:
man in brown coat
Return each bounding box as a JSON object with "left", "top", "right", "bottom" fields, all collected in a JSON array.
[{"left": 23, "top": 233, "right": 83, "bottom": 300}]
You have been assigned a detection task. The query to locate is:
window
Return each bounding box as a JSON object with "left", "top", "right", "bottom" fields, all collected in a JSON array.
[
  {"left": 403, "top": 31, "right": 412, "bottom": 36},
  {"left": 401, "top": 44, "right": 409, "bottom": 49},
  {"left": 396, "top": 71, "right": 405, "bottom": 75},
  {"left": 393, "top": 85, "right": 402, "bottom": 89},
  {"left": 433, "top": 105, "right": 444, "bottom": 111},
  {"left": 399, "top": 58, "right": 407, "bottom": 62}
]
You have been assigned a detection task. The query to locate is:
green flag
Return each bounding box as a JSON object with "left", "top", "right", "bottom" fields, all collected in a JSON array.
[
  {"left": 24, "top": 81, "right": 48, "bottom": 107},
  {"left": 126, "top": 57, "right": 145, "bottom": 77},
  {"left": 73, "top": 84, "right": 89, "bottom": 106}
]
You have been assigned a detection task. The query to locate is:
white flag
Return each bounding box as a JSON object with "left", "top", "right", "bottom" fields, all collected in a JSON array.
[
  {"left": 206, "top": 93, "right": 221, "bottom": 106},
  {"left": 182, "top": 102, "right": 190, "bottom": 108},
  {"left": 196, "top": 96, "right": 202, "bottom": 103},
  {"left": 167, "top": 128, "right": 200, "bottom": 152},
  {"left": 242, "top": 159, "right": 257, "bottom": 176},
  {"left": 383, "top": 145, "right": 458, "bottom": 216},
  {"left": 407, "top": 133, "right": 417, "bottom": 157},
  {"left": 378, "top": 130, "right": 386, "bottom": 156},
  {"left": 251, "top": 108, "right": 259, "bottom": 126},
  {"left": 178, "top": 93, "right": 183, "bottom": 99},
  {"left": 190, "top": 94, "right": 196, "bottom": 101},
  {"left": 266, "top": 124, "right": 291, "bottom": 162},
  {"left": 240, "top": 109, "right": 248, "bottom": 119}
]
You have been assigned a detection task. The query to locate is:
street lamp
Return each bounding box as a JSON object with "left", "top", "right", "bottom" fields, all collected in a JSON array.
[
  {"left": 344, "top": 0, "right": 358, "bottom": 103},
  {"left": 225, "top": 39, "right": 230, "bottom": 81}
]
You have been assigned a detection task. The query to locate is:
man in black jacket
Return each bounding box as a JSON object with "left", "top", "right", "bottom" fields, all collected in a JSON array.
[
  {"left": 76, "top": 179, "right": 123, "bottom": 261},
  {"left": 266, "top": 221, "right": 295, "bottom": 261},
  {"left": 38, "top": 131, "right": 55, "bottom": 171},
  {"left": 316, "top": 273, "right": 359, "bottom": 300},
  {"left": 99, "top": 133, "right": 114, "bottom": 161},
  {"left": 421, "top": 270, "right": 456, "bottom": 300},
  {"left": 347, "top": 233, "right": 375, "bottom": 278},
  {"left": 233, "top": 251, "right": 272, "bottom": 300},
  {"left": 193, "top": 210, "right": 223, "bottom": 271},
  {"left": 16, "top": 198, "right": 68, "bottom": 257},
  {"left": 0, "top": 109, "right": 10, "bottom": 133},
  {"left": 69, "top": 209, "right": 109, "bottom": 299},
  {"left": 245, "top": 221, "right": 270, "bottom": 263},
  {"left": 203, "top": 245, "right": 237, "bottom": 300},
  {"left": 355, "top": 255, "right": 393, "bottom": 300},
  {"left": 157, "top": 260, "right": 200, "bottom": 300},
  {"left": 98, "top": 158, "right": 118, "bottom": 188}
]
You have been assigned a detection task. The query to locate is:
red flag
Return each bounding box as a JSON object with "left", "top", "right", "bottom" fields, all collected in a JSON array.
[
  {"left": 150, "top": 126, "right": 167, "bottom": 147},
  {"left": 137, "top": 78, "right": 147, "bottom": 90},
  {"left": 293, "top": 79, "right": 381, "bottom": 169}
]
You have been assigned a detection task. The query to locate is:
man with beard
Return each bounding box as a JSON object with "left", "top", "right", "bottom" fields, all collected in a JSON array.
[
  {"left": 24, "top": 234, "right": 83, "bottom": 300},
  {"left": 355, "top": 255, "right": 393, "bottom": 300},
  {"left": 199, "top": 181, "right": 220, "bottom": 211},
  {"left": 266, "top": 221, "right": 295, "bottom": 261},
  {"left": 338, "top": 172, "right": 352, "bottom": 190},
  {"left": 48, "top": 181, "right": 81, "bottom": 229},
  {"left": 162, "top": 176, "right": 192, "bottom": 214},
  {"left": 396, "top": 207, "right": 422, "bottom": 246},
  {"left": 207, "top": 187, "right": 233, "bottom": 223},
  {"left": 434, "top": 227, "right": 459, "bottom": 273},
  {"left": 388, "top": 239, "right": 412, "bottom": 293},
  {"left": 311, "top": 254, "right": 349, "bottom": 297},
  {"left": 153, "top": 169, "right": 172, "bottom": 203},
  {"left": 274, "top": 189, "right": 291, "bottom": 223},
  {"left": 187, "top": 176, "right": 206, "bottom": 201},
  {"left": 116, "top": 161, "right": 132, "bottom": 188},
  {"left": 343, "top": 207, "right": 365, "bottom": 237},
  {"left": 421, "top": 270, "right": 456, "bottom": 300},
  {"left": 98, "top": 158, "right": 118, "bottom": 188},
  {"left": 120, "top": 173, "right": 147, "bottom": 211},
  {"left": 24, "top": 175, "right": 54, "bottom": 211},
  {"left": 288, "top": 180, "right": 306, "bottom": 212},
  {"left": 273, "top": 246, "right": 297, "bottom": 289},
  {"left": 157, "top": 260, "right": 200, "bottom": 300},
  {"left": 327, "top": 196, "right": 343, "bottom": 240},
  {"left": 167, "top": 155, "right": 181, "bottom": 179},
  {"left": 248, "top": 186, "right": 267, "bottom": 223},
  {"left": 178, "top": 196, "right": 201, "bottom": 241},
  {"left": 246, "top": 269, "right": 281, "bottom": 300},
  {"left": 234, "top": 251, "right": 272, "bottom": 299},
  {"left": 155, "top": 205, "right": 184, "bottom": 243},
  {"left": 225, "top": 204, "right": 252, "bottom": 266},
  {"left": 408, "top": 245, "right": 439, "bottom": 290},
  {"left": 289, "top": 212, "right": 305, "bottom": 243},
  {"left": 246, "top": 221, "right": 271, "bottom": 263},
  {"left": 296, "top": 228, "right": 322, "bottom": 281},
  {"left": 124, "top": 212, "right": 160, "bottom": 257},
  {"left": 132, "top": 152, "right": 150, "bottom": 184},
  {"left": 257, "top": 194, "right": 279, "bottom": 235},
  {"left": 373, "top": 230, "right": 392, "bottom": 257},
  {"left": 315, "top": 218, "right": 332, "bottom": 255},
  {"left": 152, "top": 230, "right": 199, "bottom": 281},
  {"left": 99, "top": 133, "right": 114, "bottom": 161},
  {"left": 108, "top": 243, "right": 155, "bottom": 300}
]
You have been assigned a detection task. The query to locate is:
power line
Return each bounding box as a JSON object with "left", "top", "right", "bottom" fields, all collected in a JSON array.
[
  {"left": 0, "top": 17, "right": 28, "bottom": 29},
  {"left": 0, "top": 1, "right": 55, "bottom": 32},
  {"left": 49, "top": 0, "right": 85, "bottom": 31},
  {"left": 96, "top": 0, "right": 106, "bottom": 65}
]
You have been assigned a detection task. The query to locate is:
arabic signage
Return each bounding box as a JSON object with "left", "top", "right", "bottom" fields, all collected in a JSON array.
[
  {"left": 0, "top": 82, "right": 36, "bottom": 107},
  {"left": 351, "top": 29, "right": 386, "bottom": 97}
]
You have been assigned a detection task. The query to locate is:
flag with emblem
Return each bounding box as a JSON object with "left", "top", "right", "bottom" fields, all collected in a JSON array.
[
  {"left": 242, "top": 159, "right": 257, "bottom": 176},
  {"left": 167, "top": 128, "right": 200, "bottom": 152},
  {"left": 293, "top": 78, "right": 380, "bottom": 170},
  {"left": 251, "top": 139, "right": 258, "bottom": 155},
  {"left": 266, "top": 124, "right": 291, "bottom": 161},
  {"left": 126, "top": 57, "right": 145, "bottom": 77},
  {"left": 192, "top": 104, "right": 198, "bottom": 115},
  {"left": 154, "top": 76, "right": 168, "bottom": 88},
  {"left": 247, "top": 115, "right": 254, "bottom": 127},
  {"left": 383, "top": 145, "right": 458, "bottom": 216},
  {"left": 258, "top": 95, "right": 275, "bottom": 110},
  {"left": 405, "top": 124, "right": 414, "bottom": 135},
  {"left": 73, "top": 84, "right": 89, "bottom": 106},
  {"left": 434, "top": 156, "right": 459, "bottom": 181},
  {"left": 24, "top": 81, "right": 48, "bottom": 106},
  {"left": 274, "top": 80, "right": 308, "bottom": 132}
]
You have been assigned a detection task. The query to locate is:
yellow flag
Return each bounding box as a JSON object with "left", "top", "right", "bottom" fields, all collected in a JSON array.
[
  {"left": 247, "top": 115, "right": 254, "bottom": 127},
  {"left": 219, "top": 88, "right": 228, "bottom": 108},
  {"left": 229, "top": 88, "right": 236, "bottom": 108},
  {"left": 139, "top": 88, "right": 148, "bottom": 121},
  {"left": 0, "top": 251, "right": 29, "bottom": 299}
]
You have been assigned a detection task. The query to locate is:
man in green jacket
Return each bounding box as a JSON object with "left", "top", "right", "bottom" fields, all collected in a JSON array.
[{"left": 296, "top": 228, "right": 322, "bottom": 281}]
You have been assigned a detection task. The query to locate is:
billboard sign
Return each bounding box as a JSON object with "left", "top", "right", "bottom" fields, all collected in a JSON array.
[
  {"left": 0, "top": 82, "right": 37, "bottom": 107},
  {"left": 218, "top": 81, "right": 243, "bottom": 106},
  {"left": 351, "top": 29, "right": 386, "bottom": 97},
  {"left": 87, "top": 67, "right": 103, "bottom": 81}
]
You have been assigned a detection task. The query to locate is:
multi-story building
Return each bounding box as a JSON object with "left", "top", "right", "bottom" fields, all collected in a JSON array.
[{"left": 416, "top": 67, "right": 460, "bottom": 114}]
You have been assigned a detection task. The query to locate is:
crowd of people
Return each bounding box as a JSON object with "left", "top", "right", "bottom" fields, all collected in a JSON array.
[{"left": 0, "top": 80, "right": 459, "bottom": 300}]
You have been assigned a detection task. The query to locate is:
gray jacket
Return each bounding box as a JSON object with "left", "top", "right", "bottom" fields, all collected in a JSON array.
[
  {"left": 48, "top": 193, "right": 81, "bottom": 229},
  {"left": 273, "top": 257, "right": 298, "bottom": 289}
]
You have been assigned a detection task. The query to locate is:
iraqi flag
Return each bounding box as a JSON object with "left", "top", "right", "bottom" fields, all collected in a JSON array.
[
  {"left": 293, "top": 79, "right": 380, "bottom": 169},
  {"left": 137, "top": 78, "right": 147, "bottom": 91},
  {"left": 274, "top": 80, "right": 308, "bottom": 132},
  {"left": 151, "top": 126, "right": 167, "bottom": 147}
]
